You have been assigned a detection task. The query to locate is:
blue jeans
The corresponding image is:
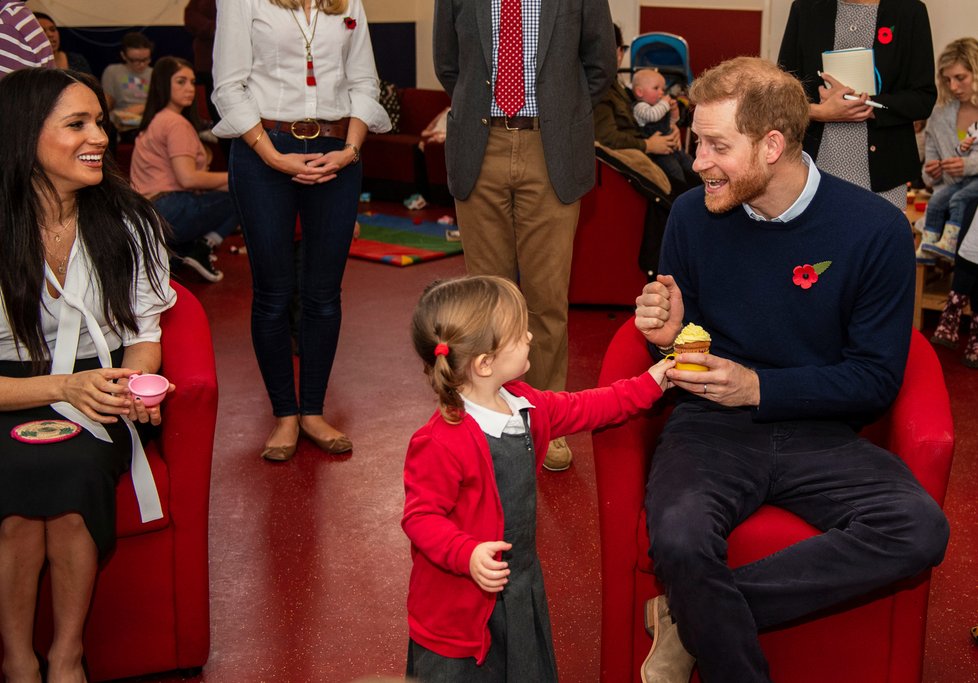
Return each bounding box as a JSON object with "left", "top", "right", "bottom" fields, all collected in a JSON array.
[
  {"left": 228, "top": 131, "right": 361, "bottom": 416},
  {"left": 153, "top": 190, "right": 238, "bottom": 254},
  {"left": 924, "top": 176, "right": 978, "bottom": 232},
  {"left": 645, "top": 401, "right": 948, "bottom": 682}
]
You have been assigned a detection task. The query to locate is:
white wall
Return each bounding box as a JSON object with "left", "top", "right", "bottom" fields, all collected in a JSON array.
[{"left": 24, "top": 0, "right": 978, "bottom": 89}]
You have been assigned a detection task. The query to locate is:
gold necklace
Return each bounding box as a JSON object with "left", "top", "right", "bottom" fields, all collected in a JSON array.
[
  {"left": 42, "top": 213, "right": 77, "bottom": 275},
  {"left": 289, "top": 4, "right": 321, "bottom": 87}
]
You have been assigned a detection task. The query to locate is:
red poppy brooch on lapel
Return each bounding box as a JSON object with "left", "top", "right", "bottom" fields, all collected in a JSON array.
[
  {"left": 344, "top": 16, "right": 357, "bottom": 30},
  {"left": 877, "top": 27, "right": 894, "bottom": 45},
  {"left": 792, "top": 261, "right": 832, "bottom": 290}
]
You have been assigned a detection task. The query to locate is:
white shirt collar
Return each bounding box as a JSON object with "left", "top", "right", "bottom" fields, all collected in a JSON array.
[
  {"left": 742, "top": 152, "right": 821, "bottom": 223},
  {"left": 461, "top": 387, "right": 535, "bottom": 438}
]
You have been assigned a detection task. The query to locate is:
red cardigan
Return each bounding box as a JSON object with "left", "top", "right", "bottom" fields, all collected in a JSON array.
[{"left": 401, "top": 373, "right": 663, "bottom": 662}]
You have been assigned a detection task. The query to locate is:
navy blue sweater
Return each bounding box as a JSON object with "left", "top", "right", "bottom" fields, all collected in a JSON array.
[{"left": 659, "top": 172, "right": 915, "bottom": 426}]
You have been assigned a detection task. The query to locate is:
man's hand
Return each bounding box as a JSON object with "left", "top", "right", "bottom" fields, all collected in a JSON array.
[
  {"left": 469, "top": 541, "right": 512, "bottom": 593},
  {"left": 668, "top": 354, "right": 760, "bottom": 407},
  {"left": 635, "top": 275, "right": 684, "bottom": 349}
]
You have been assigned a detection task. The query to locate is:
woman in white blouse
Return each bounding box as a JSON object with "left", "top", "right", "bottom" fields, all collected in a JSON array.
[
  {"left": 213, "top": 0, "right": 389, "bottom": 462},
  {"left": 0, "top": 68, "right": 175, "bottom": 683}
]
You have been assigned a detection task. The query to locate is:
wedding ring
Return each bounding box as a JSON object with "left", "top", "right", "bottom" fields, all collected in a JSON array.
[{"left": 703, "top": 384, "right": 708, "bottom": 394}]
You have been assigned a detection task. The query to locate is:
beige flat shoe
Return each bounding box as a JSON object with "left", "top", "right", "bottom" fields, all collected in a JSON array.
[
  {"left": 299, "top": 425, "right": 352, "bottom": 454},
  {"left": 260, "top": 443, "right": 297, "bottom": 462}
]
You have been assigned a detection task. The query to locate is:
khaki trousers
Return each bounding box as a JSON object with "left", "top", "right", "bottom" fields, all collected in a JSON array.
[{"left": 456, "top": 127, "right": 580, "bottom": 392}]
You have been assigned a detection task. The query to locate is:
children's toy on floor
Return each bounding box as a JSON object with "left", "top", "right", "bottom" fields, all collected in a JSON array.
[
  {"left": 437, "top": 215, "right": 455, "bottom": 225},
  {"left": 403, "top": 193, "right": 427, "bottom": 210},
  {"left": 359, "top": 192, "right": 371, "bottom": 203}
]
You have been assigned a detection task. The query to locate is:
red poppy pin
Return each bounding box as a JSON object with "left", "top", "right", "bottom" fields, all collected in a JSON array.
[
  {"left": 877, "top": 26, "right": 894, "bottom": 45},
  {"left": 792, "top": 261, "right": 832, "bottom": 290},
  {"left": 344, "top": 16, "right": 356, "bottom": 29}
]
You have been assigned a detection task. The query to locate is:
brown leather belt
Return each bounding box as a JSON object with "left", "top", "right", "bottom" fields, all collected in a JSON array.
[
  {"left": 260, "top": 117, "right": 350, "bottom": 140},
  {"left": 490, "top": 116, "right": 540, "bottom": 131}
]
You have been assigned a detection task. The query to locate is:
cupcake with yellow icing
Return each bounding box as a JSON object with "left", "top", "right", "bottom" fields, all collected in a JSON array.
[{"left": 672, "top": 323, "right": 711, "bottom": 371}]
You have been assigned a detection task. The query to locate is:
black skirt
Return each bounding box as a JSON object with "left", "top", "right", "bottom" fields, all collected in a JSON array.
[{"left": 0, "top": 353, "right": 131, "bottom": 559}]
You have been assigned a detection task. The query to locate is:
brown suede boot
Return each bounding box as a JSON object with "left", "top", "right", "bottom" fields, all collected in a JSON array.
[
  {"left": 931, "top": 291, "right": 970, "bottom": 348},
  {"left": 642, "top": 596, "right": 695, "bottom": 683}
]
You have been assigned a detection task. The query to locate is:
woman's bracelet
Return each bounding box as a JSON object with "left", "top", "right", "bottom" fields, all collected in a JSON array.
[
  {"left": 248, "top": 129, "right": 265, "bottom": 148},
  {"left": 344, "top": 142, "right": 360, "bottom": 164}
]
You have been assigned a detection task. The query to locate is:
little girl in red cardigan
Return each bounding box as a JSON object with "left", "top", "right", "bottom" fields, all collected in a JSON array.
[{"left": 402, "top": 275, "right": 672, "bottom": 681}]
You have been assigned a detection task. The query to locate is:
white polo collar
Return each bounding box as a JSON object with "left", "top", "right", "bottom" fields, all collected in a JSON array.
[{"left": 461, "top": 387, "right": 535, "bottom": 437}]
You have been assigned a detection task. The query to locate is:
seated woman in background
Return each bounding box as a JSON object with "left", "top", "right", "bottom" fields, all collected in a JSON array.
[
  {"left": 131, "top": 56, "right": 238, "bottom": 283},
  {"left": 33, "top": 12, "right": 92, "bottom": 74},
  {"left": 0, "top": 68, "right": 175, "bottom": 683}
]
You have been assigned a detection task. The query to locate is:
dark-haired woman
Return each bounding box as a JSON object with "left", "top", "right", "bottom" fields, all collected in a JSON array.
[
  {"left": 0, "top": 68, "right": 174, "bottom": 683},
  {"left": 33, "top": 11, "right": 93, "bottom": 74},
  {"left": 213, "top": 0, "right": 390, "bottom": 461},
  {"left": 131, "top": 56, "right": 237, "bottom": 283}
]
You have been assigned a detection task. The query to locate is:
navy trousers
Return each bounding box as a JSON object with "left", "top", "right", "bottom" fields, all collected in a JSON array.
[
  {"left": 645, "top": 400, "right": 949, "bottom": 682},
  {"left": 228, "top": 131, "right": 361, "bottom": 416}
]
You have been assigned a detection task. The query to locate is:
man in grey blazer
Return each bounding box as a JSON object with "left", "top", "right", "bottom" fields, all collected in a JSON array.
[{"left": 433, "top": 0, "right": 617, "bottom": 470}]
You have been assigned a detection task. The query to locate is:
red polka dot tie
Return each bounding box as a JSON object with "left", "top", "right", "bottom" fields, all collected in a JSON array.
[{"left": 495, "top": 0, "right": 525, "bottom": 117}]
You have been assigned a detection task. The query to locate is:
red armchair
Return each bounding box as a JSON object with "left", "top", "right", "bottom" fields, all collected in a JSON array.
[
  {"left": 2, "top": 282, "right": 218, "bottom": 681},
  {"left": 569, "top": 159, "right": 654, "bottom": 307},
  {"left": 593, "top": 320, "right": 954, "bottom": 683}
]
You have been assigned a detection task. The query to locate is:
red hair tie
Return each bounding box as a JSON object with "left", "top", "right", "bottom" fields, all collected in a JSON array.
[{"left": 434, "top": 342, "right": 450, "bottom": 358}]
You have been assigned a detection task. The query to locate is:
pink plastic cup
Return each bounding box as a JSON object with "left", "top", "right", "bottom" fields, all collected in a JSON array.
[{"left": 128, "top": 373, "right": 170, "bottom": 407}]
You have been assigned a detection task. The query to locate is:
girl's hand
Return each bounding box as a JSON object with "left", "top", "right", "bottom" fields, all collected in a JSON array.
[
  {"left": 647, "top": 358, "right": 676, "bottom": 391},
  {"left": 924, "top": 159, "right": 943, "bottom": 181},
  {"left": 941, "top": 156, "right": 966, "bottom": 177},
  {"left": 118, "top": 375, "right": 175, "bottom": 426},
  {"left": 960, "top": 137, "right": 975, "bottom": 154},
  {"left": 469, "top": 541, "right": 512, "bottom": 593},
  {"left": 62, "top": 367, "right": 136, "bottom": 424}
]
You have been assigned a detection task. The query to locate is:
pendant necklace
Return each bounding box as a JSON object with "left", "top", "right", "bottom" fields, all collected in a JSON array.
[
  {"left": 289, "top": 5, "right": 320, "bottom": 87},
  {"left": 42, "top": 213, "right": 77, "bottom": 276}
]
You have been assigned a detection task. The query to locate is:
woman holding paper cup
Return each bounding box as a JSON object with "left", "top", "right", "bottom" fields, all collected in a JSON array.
[
  {"left": 779, "top": 0, "right": 937, "bottom": 208},
  {"left": 0, "top": 68, "right": 175, "bottom": 682}
]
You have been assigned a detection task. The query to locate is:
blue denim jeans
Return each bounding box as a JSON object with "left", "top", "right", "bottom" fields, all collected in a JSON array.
[
  {"left": 228, "top": 131, "right": 361, "bottom": 416},
  {"left": 645, "top": 401, "right": 949, "bottom": 682},
  {"left": 153, "top": 190, "right": 239, "bottom": 254},
  {"left": 924, "top": 176, "right": 978, "bottom": 233}
]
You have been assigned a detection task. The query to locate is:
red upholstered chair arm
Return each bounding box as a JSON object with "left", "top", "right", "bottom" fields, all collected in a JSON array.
[
  {"left": 158, "top": 281, "right": 218, "bottom": 664},
  {"left": 593, "top": 316, "right": 666, "bottom": 682},
  {"left": 396, "top": 87, "right": 452, "bottom": 136},
  {"left": 862, "top": 329, "right": 954, "bottom": 505}
]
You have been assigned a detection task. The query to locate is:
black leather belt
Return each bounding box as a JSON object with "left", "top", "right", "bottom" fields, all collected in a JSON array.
[
  {"left": 260, "top": 117, "right": 350, "bottom": 140},
  {"left": 490, "top": 116, "right": 540, "bottom": 130}
]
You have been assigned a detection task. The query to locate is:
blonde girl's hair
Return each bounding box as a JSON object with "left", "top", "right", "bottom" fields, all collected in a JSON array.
[
  {"left": 411, "top": 276, "right": 529, "bottom": 424},
  {"left": 267, "top": 0, "right": 349, "bottom": 16},
  {"left": 936, "top": 38, "right": 978, "bottom": 107}
]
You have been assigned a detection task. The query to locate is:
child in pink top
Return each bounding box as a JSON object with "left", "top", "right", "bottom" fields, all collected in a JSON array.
[
  {"left": 402, "top": 275, "right": 673, "bottom": 681},
  {"left": 131, "top": 56, "right": 236, "bottom": 282}
]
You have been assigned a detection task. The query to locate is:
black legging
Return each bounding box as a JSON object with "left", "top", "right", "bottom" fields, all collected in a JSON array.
[{"left": 951, "top": 199, "right": 978, "bottom": 297}]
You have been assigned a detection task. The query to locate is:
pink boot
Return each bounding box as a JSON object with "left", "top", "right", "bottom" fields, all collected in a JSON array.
[
  {"left": 931, "top": 291, "right": 969, "bottom": 348},
  {"left": 964, "top": 315, "right": 978, "bottom": 369}
]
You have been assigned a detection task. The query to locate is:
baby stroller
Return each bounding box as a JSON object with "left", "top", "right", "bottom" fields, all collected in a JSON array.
[{"left": 629, "top": 32, "right": 694, "bottom": 130}]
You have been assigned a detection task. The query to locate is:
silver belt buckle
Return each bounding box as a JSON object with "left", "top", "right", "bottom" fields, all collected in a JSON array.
[{"left": 504, "top": 116, "right": 519, "bottom": 131}]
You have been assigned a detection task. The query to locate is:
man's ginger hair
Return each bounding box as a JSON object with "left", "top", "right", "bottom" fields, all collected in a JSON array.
[{"left": 689, "top": 56, "right": 810, "bottom": 160}]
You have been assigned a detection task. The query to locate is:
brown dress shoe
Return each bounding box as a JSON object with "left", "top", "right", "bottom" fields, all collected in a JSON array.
[
  {"left": 642, "top": 595, "right": 695, "bottom": 683},
  {"left": 543, "top": 437, "right": 572, "bottom": 471},
  {"left": 299, "top": 425, "right": 353, "bottom": 454}
]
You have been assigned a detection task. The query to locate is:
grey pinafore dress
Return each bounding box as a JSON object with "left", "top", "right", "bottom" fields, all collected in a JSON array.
[{"left": 407, "top": 409, "right": 559, "bottom": 682}]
